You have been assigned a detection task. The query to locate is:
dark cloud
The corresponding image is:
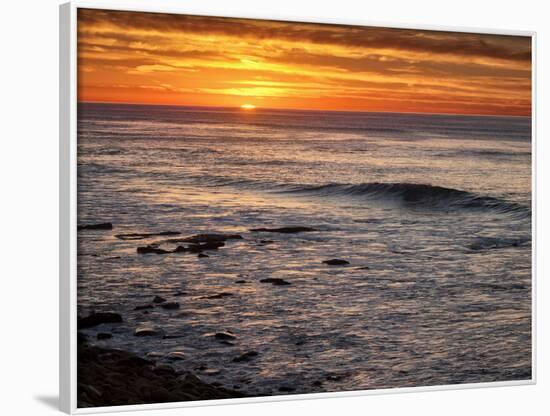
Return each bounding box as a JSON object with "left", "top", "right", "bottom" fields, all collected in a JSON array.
[{"left": 78, "top": 8, "right": 531, "bottom": 63}]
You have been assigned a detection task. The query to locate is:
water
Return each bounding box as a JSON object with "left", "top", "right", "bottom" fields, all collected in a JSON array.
[{"left": 77, "top": 103, "right": 532, "bottom": 396}]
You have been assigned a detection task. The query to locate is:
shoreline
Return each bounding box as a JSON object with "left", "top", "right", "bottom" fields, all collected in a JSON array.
[{"left": 77, "top": 336, "right": 245, "bottom": 408}]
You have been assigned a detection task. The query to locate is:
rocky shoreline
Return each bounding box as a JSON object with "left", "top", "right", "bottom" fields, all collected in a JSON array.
[{"left": 78, "top": 336, "right": 244, "bottom": 408}]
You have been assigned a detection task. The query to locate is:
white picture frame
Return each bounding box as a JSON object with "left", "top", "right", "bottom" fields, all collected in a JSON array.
[{"left": 59, "top": 2, "right": 537, "bottom": 413}]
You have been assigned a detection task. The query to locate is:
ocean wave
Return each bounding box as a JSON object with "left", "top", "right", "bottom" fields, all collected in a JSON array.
[{"left": 279, "top": 182, "right": 530, "bottom": 215}]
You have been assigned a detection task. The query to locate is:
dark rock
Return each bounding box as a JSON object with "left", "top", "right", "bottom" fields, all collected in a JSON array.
[
  {"left": 115, "top": 231, "right": 180, "bottom": 240},
  {"left": 78, "top": 222, "right": 113, "bottom": 231},
  {"left": 250, "top": 226, "right": 317, "bottom": 233},
  {"left": 323, "top": 259, "right": 350, "bottom": 266},
  {"left": 156, "top": 233, "right": 243, "bottom": 245},
  {"left": 259, "top": 278, "right": 291, "bottom": 286},
  {"left": 77, "top": 342, "right": 243, "bottom": 407},
  {"left": 198, "top": 253, "right": 209, "bottom": 258},
  {"left": 259, "top": 240, "right": 275, "bottom": 244},
  {"left": 278, "top": 385, "right": 296, "bottom": 392},
  {"left": 134, "top": 304, "right": 154, "bottom": 311},
  {"left": 97, "top": 333, "right": 112, "bottom": 340},
  {"left": 78, "top": 312, "right": 122, "bottom": 329},
  {"left": 77, "top": 332, "right": 87, "bottom": 344},
  {"left": 312, "top": 380, "right": 323, "bottom": 387},
  {"left": 235, "top": 280, "right": 247, "bottom": 284},
  {"left": 153, "top": 296, "right": 166, "bottom": 304},
  {"left": 214, "top": 332, "right": 236, "bottom": 341},
  {"left": 137, "top": 245, "right": 170, "bottom": 254},
  {"left": 355, "top": 266, "right": 370, "bottom": 270},
  {"left": 160, "top": 302, "right": 180, "bottom": 310},
  {"left": 186, "top": 241, "right": 225, "bottom": 252},
  {"left": 232, "top": 351, "right": 259, "bottom": 362},
  {"left": 202, "top": 292, "right": 233, "bottom": 300}
]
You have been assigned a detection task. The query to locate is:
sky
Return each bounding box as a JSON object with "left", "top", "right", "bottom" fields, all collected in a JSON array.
[{"left": 77, "top": 8, "right": 532, "bottom": 116}]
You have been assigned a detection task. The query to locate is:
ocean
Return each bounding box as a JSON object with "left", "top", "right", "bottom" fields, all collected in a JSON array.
[{"left": 77, "top": 102, "right": 532, "bottom": 396}]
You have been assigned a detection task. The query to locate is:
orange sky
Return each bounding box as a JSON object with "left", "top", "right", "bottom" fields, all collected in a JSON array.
[{"left": 77, "top": 8, "right": 532, "bottom": 116}]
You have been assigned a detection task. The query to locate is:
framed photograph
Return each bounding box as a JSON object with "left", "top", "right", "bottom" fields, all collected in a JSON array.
[{"left": 59, "top": 2, "right": 535, "bottom": 413}]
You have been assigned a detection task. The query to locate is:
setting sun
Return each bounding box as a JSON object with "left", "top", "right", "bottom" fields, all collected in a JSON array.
[{"left": 240, "top": 104, "right": 256, "bottom": 110}]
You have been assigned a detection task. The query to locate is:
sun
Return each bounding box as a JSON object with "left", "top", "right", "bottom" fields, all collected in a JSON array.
[{"left": 240, "top": 104, "right": 256, "bottom": 110}]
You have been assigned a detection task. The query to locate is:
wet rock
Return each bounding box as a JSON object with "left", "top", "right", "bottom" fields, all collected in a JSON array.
[
  {"left": 250, "top": 226, "right": 317, "bottom": 233},
  {"left": 96, "top": 333, "right": 112, "bottom": 340},
  {"left": 152, "top": 363, "right": 177, "bottom": 376},
  {"left": 164, "top": 233, "right": 243, "bottom": 244},
  {"left": 115, "top": 231, "right": 180, "bottom": 240},
  {"left": 78, "top": 312, "right": 122, "bottom": 329},
  {"left": 78, "top": 222, "right": 113, "bottom": 231},
  {"left": 153, "top": 296, "right": 166, "bottom": 304},
  {"left": 260, "top": 278, "right": 291, "bottom": 286},
  {"left": 232, "top": 351, "right": 259, "bottom": 363},
  {"left": 77, "top": 332, "right": 87, "bottom": 344},
  {"left": 134, "top": 326, "right": 162, "bottom": 337},
  {"left": 166, "top": 351, "right": 186, "bottom": 361},
  {"left": 160, "top": 302, "right": 180, "bottom": 310},
  {"left": 134, "top": 304, "right": 154, "bottom": 311},
  {"left": 323, "top": 259, "right": 350, "bottom": 266},
  {"left": 202, "top": 292, "right": 233, "bottom": 300},
  {"left": 198, "top": 253, "right": 209, "bottom": 258},
  {"left": 137, "top": 245, "right": 170, "bottom": 254},
  {"left": 77, "top": 343, "right": 243, "bottom": 407},
  {"left": 185, "top": 241, "right": 225, "bottom": 252},
  {"left": 214, "top": 332, "right": 236, "bottom": 341}
]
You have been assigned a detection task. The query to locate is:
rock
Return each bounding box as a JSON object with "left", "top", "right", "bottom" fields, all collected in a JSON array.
[
  {"left": 160, "top": 302, "right": 180, "bottom": 310},
  {"left": 312, "top": 380, "right": 323, "bottom": 387},
  {"left": 153, "top": 296, "right": 166, "bottom": 304},
  {"left": 166, "top": 351, "right": 186, "bottom": 361},
  {"left": 250, "top": 226, "right": 317, "bottom": 233},
  {"left": 214, "top": 332, "right": 236, "bottom": 341},
  {"left": 134, "top": 326, "right": 162, "bottom": 337},
  {"left": 323, "top": 259, "right": 350, "bottom": 265},
  {"left": 185, "top": 241, "right": 225, "bottom": 253},
  {"left": 198, "top": 253, "right": 209, "bottom": 258},
  {"left": 235, "top": 280, "right": 247, "bottom": 284},
  {"left": 232, "top": 351, "right": 259, "bottom": 363},
  {"left": 115, "top": 231, "right": 180, "bottom": 240},
  {"left": 355, "top": 266, "right": 370, "bottom": 270},
  {"left": 278, "top": 385, "right": 296, "bottom": 392},
  {"left": 165, "top": 233, "right": 243, "bottom": 244},
  {"left": 77, "top": 343, "right": 243, "bottom": 407},
  {"left": 202, "top": 292, "right": 233, "bottom": 300},
  {"left": 152, "top": 363, "right": 176, "bottom": 376},
  {"left": 259, "top": 240, "right": 275, "bottom": 244},
  {"left": 78, "top": 312, "right": 122, "bottom": 329},
  {"left": 137, "top": 245, "right": 170, "bottom": 254},
  {"left": 77, "top": 332, "right": 87, "bottom": 344},
  {"left": 96, "top": 333, "right": 112, "bottom": 340},
  {"left": 78, "top": 222, "right": 113, "bottom": 231},
  {"left": 259, "top": 278, "right": 291, "bottom": 286},
  {"left": 134, "top": 304, "right": 154, "bottom": 311}
]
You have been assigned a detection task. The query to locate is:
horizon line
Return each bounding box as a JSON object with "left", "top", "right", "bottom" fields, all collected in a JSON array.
[{"left": 77, "top": 100, "right": 532, "bottom": 118}]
